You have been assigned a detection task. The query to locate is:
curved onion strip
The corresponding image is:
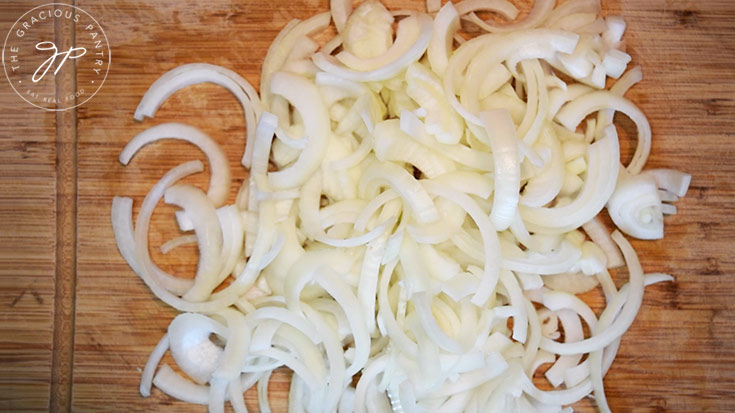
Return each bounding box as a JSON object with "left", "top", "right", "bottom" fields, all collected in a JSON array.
[
  {"left": 132, "top": 63, "right": 261, "bottom": 168},
  {"left": 479, "top": 110, "right": 520, "bottom": 231},
  {"left": 153, "top": 364, "right": 211, "bottom": 405},
  {"left": 111, "top": 196, "right": 143, "bottom": 275},
  {"left": 359, "top": 161, "right": 439, "bottom": 224},
  {"left": 164, "top": 185, "right": 223, "bottom": 302},
  {"left": 470, "top": 0, "right": 555, "bottom": 33},
  {"left": 268, "top": 72, "right": 330, "bottom": 190},
  {"left": 212, "top": 309, "right": 251, "bottom": 381},
  {"left": 337, "top": 14, "right": 429, "bottom": 71},
  {"left": 131, "top": 161, "right": 202, "bottom": 297},
  {"left": 520, "top": 127, "right": 620, "bottom": 233},
  {"left": 248, "top": 306, "right": 321, "bottom": 345},
  {"left": 449, "top": 29, "right": 578, "bottom": 126},
  {"left": 540, "top": 231, "right": 644, "bottom": 355},
  {"left": 302, "top": 305, "right": 346, "bottom": 411},
  {"left": 544, "top": 310, "right": 583, "bottom": 387},
  {"left": 260, "top": 12, "right": 331, "bottom": 108},
  {"left": 428, "top": 3, "right": 460, "bottom": 77},
  {"left": 521, "top": 126, "right": 565, "bottom": 207},
  {"left": 330, "top": 0, "right": 351, "bottom": 32},
  {"left": 422, "top": 180, "right": 501, "bottom": 306},
  {"left": 543, "top": 0, "right": 601, "bottom": 29},
  {"left": 214, "top": 206, "right": 245, "bottom": 283},
  {"left": 139, "top": 333, "right": 169, "bottom": 397},
  {"left": 414, "top": 292, "right": 464, "bottom": 353},
  {"left": 556, "top": 90, "right": 650, "bottom": 174},
  {"left": 453, "top": 0, "right": 519, "bottom": 19},
  {"left": 229, "top": 379, "right": 247, "bottom": 413},
  {"left": 642, "top": 168, "right": 692, "bottom": 197},
  {"left": 582, "top": 216, "right": 625, "bottom": 268},
  {"left": 312, "top": 14, "right": 433, "bottom": 82},
  {"left": 160, "top": 234, "right": 198, "bottom": 255},
  {"left": 249, "top": 112, "right": 279, "bottom": 212},
  {"left": 120, "top": 123, "right": 231, "bottom": 206},
  {"left": 502, "top": 240, "right": 582, "bottom": 275}
]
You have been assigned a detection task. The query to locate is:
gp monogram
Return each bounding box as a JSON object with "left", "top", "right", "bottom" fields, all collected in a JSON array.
[{"left": 2, "top": 3, "right": 110, "bottom": 111}]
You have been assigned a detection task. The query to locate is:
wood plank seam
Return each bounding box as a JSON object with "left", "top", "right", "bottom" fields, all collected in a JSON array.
[{"left": 50, "top": 1, "right": 78, "bottom": 412}]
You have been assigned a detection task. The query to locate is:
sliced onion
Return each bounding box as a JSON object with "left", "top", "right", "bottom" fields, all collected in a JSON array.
[
  {"left": 520, "top": 126, "right": 620, "bottom": 233},
  {"left": 479, "top": 109, "right": 520, "bottom": 231},
  {"left": 556, "top": 90, "right": 650, "bottom": 174},
  {"left": 267, "top": 72, "right": 330, "bottom": 190},
  {"left": 119, "top": 2, "right": 687, "bottom": 410},
  {"left": 313, "top": 14, "right": 433, "bottom": 82},
  {"left": 120, "top": 123, "right": 231, "bottom": 206}
]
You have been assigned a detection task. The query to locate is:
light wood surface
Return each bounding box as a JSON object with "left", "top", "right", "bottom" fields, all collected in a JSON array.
[{"left": 1, "top": 0, "right": 734, "bottom": 411}]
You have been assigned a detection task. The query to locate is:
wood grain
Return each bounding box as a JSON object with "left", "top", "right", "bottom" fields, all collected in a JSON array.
[
  {"left": 0, "top": 1, "right": 61, "bottom": 411},
  {"left": 1, "top": 0, "right": 734, "bottom": 412},
  {"left": 50, "top": 2, "right": 79, "bottom": 412}
]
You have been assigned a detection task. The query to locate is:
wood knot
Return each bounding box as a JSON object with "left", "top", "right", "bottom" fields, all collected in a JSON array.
[{"left": 673, "top": 9, "right": 699, "bottom": 27}]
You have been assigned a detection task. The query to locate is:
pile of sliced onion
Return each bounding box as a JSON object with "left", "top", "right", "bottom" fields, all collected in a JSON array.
[{"left": 114, "top": 0, "right": 691, "bottom": 411}]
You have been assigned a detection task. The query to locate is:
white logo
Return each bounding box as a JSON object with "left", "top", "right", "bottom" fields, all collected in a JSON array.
[{"left": 2, "top": 3, "right": 110, "bottom": 111}]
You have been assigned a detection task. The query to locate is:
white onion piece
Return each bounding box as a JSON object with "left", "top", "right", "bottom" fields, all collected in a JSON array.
[
  {"left": 214, "top": 206, "right": 244, "bottom": 283},
  {"left": 342, "top": 1, "right": 394, "bottom": 60},
  {"left": 540, "top": 231, "right": 644, "bottom": 355},
  {"left": 428, "top": 2, "right": 460, "bottom": 77},
  {"left": 164, "top": 185, "right": 224, "bottom": 302},
  {"left": 422, "top": 181, "right": 500, "bottom": 306},
  {"left": 521, "top": 126, "right": 620, "bottom": 233},
  {"left": 139, "top": 333, "right": 169, "bottom": 397},
  {"left": 479, "top": 110, "right": 519, "bottom": 231},
  {"left": 399, "top": 110, "right": 495, "bottom": 171},
  {"left": 268, "top": 72, "right": 330, "bottom": 190},
  {"left": 521, "top": 126, "right": 565, "bottom": 208},
  {"left": 582, "top": 216, "right": 625, "bottom": 268},
  {"left": 131, "top": 161, "right": 202, "bottom": 297},
  {"left": 249, "top": 112, "right": 279, "bottom": 212},
  {"left": 110, "top": 196, "right": 142, "bottom": 275},
  {"left": 120, "top": 123, "right": 231, "bottom": 206},
  {"left": 543, "top": 0, "right": 601, "bottom": 29},
  {"left": 414, "top": 292, "right": 464, "bottom": 353},
  {"left": 503, "top": 240, "right": 582, "bottom": 275},
  {"left": 641, "top": 168, "right": 692, "bottom": 197},
  {"left": 330, "top": 0, "right": 352, "bottom": 32},
  {"left": 303, "top": 304, "right": 347, "bottom": 411},
  {"left": 229, "top": 379, "right": 247, "bottom": 413},
  {"left": 208, "top": 377, "right": 227, "bottom": 413},
  {"left": 470, "top": 0, "right": 555, "bottom": 33},
  {"left": 132, "top": 63, "right": 261, "bottom": 169},
  {"left": 544, "top": 310, "right": 583, "bottom": 387},
  {"left": 453, "top": 0, "right": 519, "bottom": 19},
  {"left": 359, "top": 161, "right": 439, "bottom": 224},
  {"left": 212, "top": 308, "right": 250, "bottom": 381},
  {"left": 373, "top": 119, "right": 456, "bottom": 178},
  {"left": 556, "top": 90, "right": 650, "bottom": 174},
  {"left": 260, "top": 12, "right": 331, "bottom": 108},
  {"left": 315, "top": 268, "right": 371, "bottom": 377},
  {"left": 312, "top": 14, "right": 433, "bottom": 82},
  {"left": 406, "top": 63, "right": 465, "bottom": 145},
  {"left": 607, "top": 172, "right": 664, "bottom": 240},
  {"left": 153, "top": 364, "right": 212, "bottom": 405},
  {"left": 160, "top": 235, "right": 198, "bottom": 255},
  {"left": 338, "top": 13, "right": 424, "bottom": 71},
  {"left": 168, "top": 313, "right": 227, "bottom": 385},
  {"left": 450, "top": 29, "right": 579, "bottom": 126}
]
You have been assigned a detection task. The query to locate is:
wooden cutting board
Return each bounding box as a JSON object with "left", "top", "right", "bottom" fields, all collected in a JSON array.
[{"left": 1, "top": 0, "right": 734, "bottom": 411}]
